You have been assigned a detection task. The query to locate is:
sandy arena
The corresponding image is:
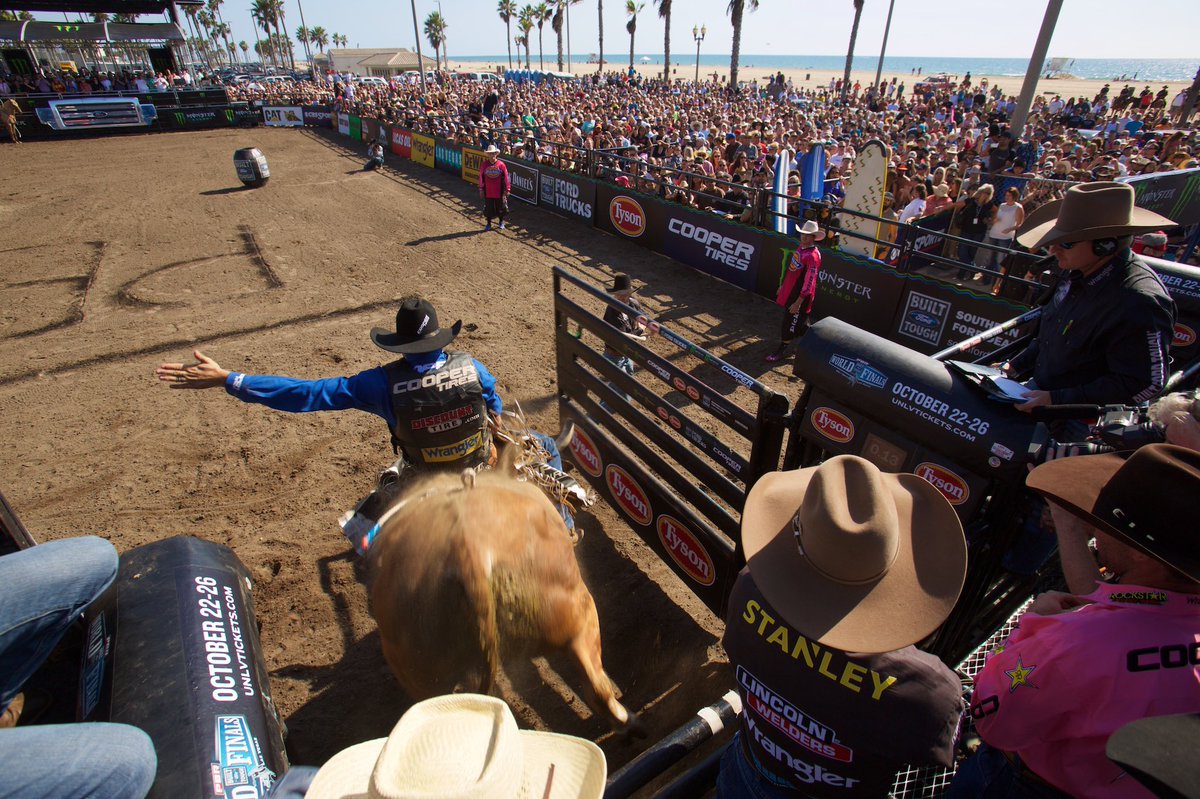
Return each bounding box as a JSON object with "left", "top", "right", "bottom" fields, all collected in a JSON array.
[{"left": 0, "top": 125, "right": 801, "bottom": 776}]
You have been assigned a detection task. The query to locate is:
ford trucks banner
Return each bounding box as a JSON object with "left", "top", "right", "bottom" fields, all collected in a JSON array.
[
  {"left": 462, "top": 147, "right": 485, "bottom": 185},
  {"left": 503, "top": 159, "right": 539, "bottom": 204},
  {"left": 538, "top": 168, "right": 595, "bottom": 223},
  {"left": 301, "top": 105, "right": 331, "bottom": 127},
  {"left": 412, "top": 133, "right": 435, "bottom": 167},
  {"left": 594, "top": 183, "right": 666, "bottom": 251},
  {"left": 435, "top": 139, "right": 462, "bottom": 175},
  {"left": 391, "top": 128, "right": 412, "bottom": 158},
  {"left": 662, "top": 208, "right": 762, "bottom": 292},
  {"left": 262, "top": 106, "right": 303, "bottom": 127}
]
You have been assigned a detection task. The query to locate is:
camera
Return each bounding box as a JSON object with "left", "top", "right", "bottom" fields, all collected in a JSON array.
[{"left": 1027, "top": 404, "right": 1166, "bottom": 464}]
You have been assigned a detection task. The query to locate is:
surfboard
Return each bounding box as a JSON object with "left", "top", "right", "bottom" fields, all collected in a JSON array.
[{"left": 838, "top": 139, "right": 890, "bottom": 259}]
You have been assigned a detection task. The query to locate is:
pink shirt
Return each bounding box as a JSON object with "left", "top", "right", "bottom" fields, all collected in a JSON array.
[
  {"left": 775, "top": 245, "right": 822, "bottom": 313},
  {"left": 478, "top": 159, "right": 510, "bottom": 199},
  {"left": 971, "top": 583, "right": 1200, "bottom": 798}
]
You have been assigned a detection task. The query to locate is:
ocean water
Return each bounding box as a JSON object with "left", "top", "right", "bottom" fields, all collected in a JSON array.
[{"left": 463, "top": 54, "right": 1198, "bottom": 82}]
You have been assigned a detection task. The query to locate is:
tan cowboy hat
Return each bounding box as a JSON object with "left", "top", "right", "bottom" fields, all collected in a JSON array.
[
  {"left": 797, "top": 219, "right": 826, "bottom": 241},
  {"left": 741, "top": 455, "right": 966, "bottom": 654},
  {"left": 1016, "top": 181, "right": 1176, "bottom": 250},
  {"left": 307, "top": 694, "right": 606, "bottom": 799},
  {"left": 484, "top": 144, "right": 501, "bottom": 154},
  {"left": 1026, "top": 443, "right": 1200, "bottom": 583}
]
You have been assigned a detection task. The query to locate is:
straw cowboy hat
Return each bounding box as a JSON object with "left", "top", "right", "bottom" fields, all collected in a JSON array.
[
  {"left": 306, "top": 694, "right": 606, "bottom": 799},
  {"left": 741, "top": 455, "right": 966, "bottom": 654},
  {"left": 1026, "top": 443, "right": 1200, "bottom": 583},
  {"left": 1016, "top": 181, "right": 1176, "bottom": 251},
  {"left": 370, "top": 297, "right": 462, "bottom": 354},
  {"left": 797, "top": 219, "right": 826, "bottom": 241}
]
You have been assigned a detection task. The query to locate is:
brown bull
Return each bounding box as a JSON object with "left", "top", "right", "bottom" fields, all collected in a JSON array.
[{"left": 367, "top": 467, "right": 633, "bottom": 729}]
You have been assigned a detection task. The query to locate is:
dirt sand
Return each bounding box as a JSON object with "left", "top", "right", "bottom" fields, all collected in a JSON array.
[{"left": 0, "top": 126, "right": 797, "bottom": 775}]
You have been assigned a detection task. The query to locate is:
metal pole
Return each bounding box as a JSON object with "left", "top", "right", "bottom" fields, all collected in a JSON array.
[
  {"left": 874, "top": 0, "right": 895, "bottom": 89},
  {"left": 565, "top": 0, "right": 572, "bottom": 74},
  {"left": 409, "top": 0, "right": 427, "bottom": 95},
  {"left": 694, "top": 38, "right": 699, "bottom": 83},
  {"left": 1008, "top": 0, "right": 1063, "bottom": 140}
]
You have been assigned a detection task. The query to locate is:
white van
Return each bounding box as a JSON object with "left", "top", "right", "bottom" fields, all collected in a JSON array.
[{"left": 355, "top": 76, "right": 388, "bottom": 87}]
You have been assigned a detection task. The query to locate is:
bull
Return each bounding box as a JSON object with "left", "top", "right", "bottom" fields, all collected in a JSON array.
[{"left": 367, "top": 466, "right": 634, "bottom": 730}]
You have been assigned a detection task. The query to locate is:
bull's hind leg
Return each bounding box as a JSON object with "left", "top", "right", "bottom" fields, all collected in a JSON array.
[{"left": 567, "top": 589, "right": 636, "bottom": 730}]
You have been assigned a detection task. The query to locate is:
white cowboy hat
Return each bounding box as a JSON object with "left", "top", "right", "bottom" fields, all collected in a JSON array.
[
  {"left": 797, "top": 219, "right": 826, "bottom": 240},
  {"left": 741, "top": 455, "right": 966, "bottom": 653},
  {"left": 484, "top": 144, "right": 501, "bottom": 154},
  {"left": 306, "top": 694, "right": 606, "bottom": 799}
]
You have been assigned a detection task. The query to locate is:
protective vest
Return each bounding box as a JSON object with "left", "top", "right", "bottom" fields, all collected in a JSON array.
[{"left": 384, "top": 351, "right": 491, "bottom": 469}]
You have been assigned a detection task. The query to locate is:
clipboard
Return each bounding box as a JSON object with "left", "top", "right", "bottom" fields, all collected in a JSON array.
[{"left": 946, "top": 360, "right": 1029, "bottom": 404}]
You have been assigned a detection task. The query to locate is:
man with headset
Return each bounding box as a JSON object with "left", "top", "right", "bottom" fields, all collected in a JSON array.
[{"left": 1002, "top": 182, "right": 1176, "bottom": 413}]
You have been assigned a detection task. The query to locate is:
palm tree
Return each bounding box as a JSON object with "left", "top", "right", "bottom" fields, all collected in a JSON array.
[
  {"left": 424, "top": 12, "right": 446, "bottom": 72},
  {"left": 625, "top": 1, "right": 643, "bottom": 73},
  {"left": 239, "top": 40, "right": 249, "bottom": 63},
  {"left": 296, "top": 25, "right": 309, "bottom": 61},
  {"left": 552, "top": 1, "right": 565, "bottom": 71},
  {"left": 518, "top": 7, "right": 534, "bottom": 69},
  {"left": 207, "top": 0, "right": 234, "bottom": 65},
  {"left": 272, "top": 0, "right": 294, "bottom": 70},
  {"left": 250, "top": 0, "right": 275, "bottom": 65},
  {"left": 532, "top": 2, "right": 551, "bottom": 71},
  {"left": 310, "top": 26, "right": 328, "bottom": 53},
  {"left": 841, "top": 0, "right": 864, "bottom": 101},
  {"left": 726, "top": 0, "right": 759, "bottom": 90},
  {"left": 514, "top": 34, "right": 527, "bottom": 69},
  {"left": 654, "top": 0, "right": 671, "bottom": 82},
  {"left": 498, "top": 0, "right": 517, "bottom": 70}
]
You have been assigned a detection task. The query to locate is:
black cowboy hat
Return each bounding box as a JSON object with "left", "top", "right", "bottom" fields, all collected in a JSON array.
[
  {"left": 370, "top": 297, "right": 462, "bottom": 354},
  {"left": 609, "top": 273, "right": 638, "bottom": 293},
  {"left": 1026, "top": 443, "right": 1200, "bottom": 583}
]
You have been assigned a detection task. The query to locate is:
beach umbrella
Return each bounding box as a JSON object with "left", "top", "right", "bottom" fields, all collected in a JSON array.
[{"left": 639, "top": 56, "right": 652, "bottom": 62}]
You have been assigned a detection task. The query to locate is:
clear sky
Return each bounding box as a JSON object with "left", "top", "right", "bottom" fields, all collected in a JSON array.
[{"left": 39, "top": 0, "right": 1200, "bottom": 61}]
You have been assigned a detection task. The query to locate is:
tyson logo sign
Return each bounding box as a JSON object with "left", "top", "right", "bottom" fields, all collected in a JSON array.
[
  {"left": 569, "top": 427, "right": 603, "bottom": 478},
  {"left": 609, "top": 196, "right": 646, "bottom": 237},
  {"left": 811, "top": 407, "right": 854, "bottom": 444},
  {"left": 606, "top": 465, "right": 652, "bottom": 526},
  {"left": 657, "top": 515, "right": 715, "bottom": 586},
  {"left": 915, "top": 462, "right": 969, "bottom": 505},
  {"left": 1174, "top": 323, "right": 1196, "bottom": 348}
]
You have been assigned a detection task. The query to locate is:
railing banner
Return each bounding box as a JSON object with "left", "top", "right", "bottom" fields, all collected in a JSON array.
[
  {"left": 348, "top": 115, "right": 361, "bottom": 140},
  {"left": 538, "top": 167, "right": 596, "bottom": 224},
  {"left": 660, "top": 207, "right": 764, "bottom": 293},
  {"left": 301, "top": 105, "right": 331, "bottom": 127},
  {"left": 594, "top": 183, "right": 666, "bottom": 251},
  {"left": 434, "top": 138, "right": 462, "bottom": 175},
  {"left": 391, "top": 128, "right": 412, "bottom": 158},
  {"left": 412, "top": 133, "right": 435, "bottom": 167},
  {"left": 262, "top": 106, "right": 303, "bottom": 127},
  {"left": 462, "top": 147, "right": 484, "bottom": 185},
  {"left": 336, "top": 112, "right": 349, "bottom": 136},
  {"left": 502, "top": 159, "right": 539, "bottom": 204}
]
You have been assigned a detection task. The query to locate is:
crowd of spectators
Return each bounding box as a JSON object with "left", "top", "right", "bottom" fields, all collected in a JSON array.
[{"left": 0, "top": 66, "right": 210, "bottom": 96}]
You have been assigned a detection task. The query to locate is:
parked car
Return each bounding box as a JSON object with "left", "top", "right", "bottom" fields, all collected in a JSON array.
[{"left": 913, "top": 73, "right": 956, "bottom": 94}]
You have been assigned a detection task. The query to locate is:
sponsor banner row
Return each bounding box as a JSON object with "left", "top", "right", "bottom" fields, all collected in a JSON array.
[
  {"left": 262, "top": 105, "right": 303, "bottom": 127},
  {"left": 503, "top": 158, "right": 539, "bottom": 204},
  {"left": 161, "top": 106, "right": 257, "bottom": 129},
  {"left": 538, "top": 166, "right": 595, "bottom": 224}
]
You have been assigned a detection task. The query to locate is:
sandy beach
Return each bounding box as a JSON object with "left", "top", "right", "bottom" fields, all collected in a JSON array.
[{"left": 447, "top": 58, "right": 1190, "bottom": 104}]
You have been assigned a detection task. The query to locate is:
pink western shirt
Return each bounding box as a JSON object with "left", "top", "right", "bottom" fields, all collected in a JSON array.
[{"left": 971, "top": 583, "right": 1200, "bottom": 798}]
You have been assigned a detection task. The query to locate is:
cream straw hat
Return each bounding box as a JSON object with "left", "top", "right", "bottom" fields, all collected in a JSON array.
[{"left": 306, "top": 694, "right": 606, "bottom": 799}]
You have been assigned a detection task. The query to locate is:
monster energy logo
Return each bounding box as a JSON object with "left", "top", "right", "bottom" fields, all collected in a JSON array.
[
  {"left": 225, "top": 108, "right": 234, "bottom": 124},
  {"left": 54, "top": 24, "right": 81, "bottom": 32}
]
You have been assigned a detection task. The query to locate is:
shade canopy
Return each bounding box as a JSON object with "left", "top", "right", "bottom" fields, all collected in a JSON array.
[{"left": 0, "top": 20, "right": 184, "bottom": 42}]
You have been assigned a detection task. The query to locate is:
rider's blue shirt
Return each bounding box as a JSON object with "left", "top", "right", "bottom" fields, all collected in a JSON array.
[{"left": 223, "top": 350, "right": 503, "bottom": 428}]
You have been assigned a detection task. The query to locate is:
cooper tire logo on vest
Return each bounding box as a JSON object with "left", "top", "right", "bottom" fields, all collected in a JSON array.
[
  {"left": 811, "top": 407, "right": 855, "bottom": 443},
  {"left": 914, "top": 462, "right": 969, "bottom": 505},
  {"left": 1174, "top": 323, "right": 1196, "bottom": 348},
  {"left": 606, "top": 464, "right": 652, "bottom": 526},
  {"left": 609, "top": 196, "right": 646, "bottom": 237},
  {"left": 657, "top": 515, "right": 715, "bottom": 586},
  {"left": 569, "top": 427, "right": 603, "bottom": 478}
]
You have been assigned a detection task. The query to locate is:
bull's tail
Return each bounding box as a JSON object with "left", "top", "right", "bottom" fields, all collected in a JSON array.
[{"left": 455, "top": 477, "right": 501, "bottom": 694}]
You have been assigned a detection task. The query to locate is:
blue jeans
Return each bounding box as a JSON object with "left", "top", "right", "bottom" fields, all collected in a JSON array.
[
  {"left": 530, "top": 431, "right": 574, "bottom": 531},
  {"left": 948, "top": 743, "right": 1071, "bottom": 798},
  {"left": 0, "top": 537, "right": 157, "bottom": 799},
  {"left": 716, "top": 733, "right": 804, "bottom": 798}
]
